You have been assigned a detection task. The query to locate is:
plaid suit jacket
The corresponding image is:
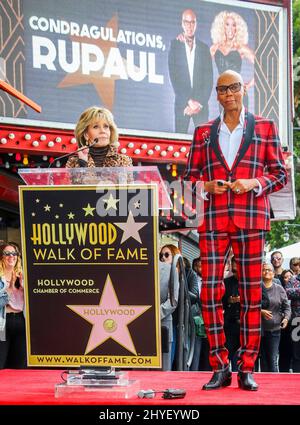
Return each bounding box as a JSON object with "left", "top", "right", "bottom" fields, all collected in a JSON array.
[{"left": 183, "top": 111, "right": 287, "bottom": 231}]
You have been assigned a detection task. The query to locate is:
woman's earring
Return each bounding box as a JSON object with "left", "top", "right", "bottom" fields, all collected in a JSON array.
[{"left": 84, "top": 134, "right": 89, "bottom": 145}]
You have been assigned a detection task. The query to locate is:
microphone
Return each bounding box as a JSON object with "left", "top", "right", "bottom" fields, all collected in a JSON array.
[
  {"left": 48, "top": 138, "right": 98, "bottom": 168},
  {"left": 137, "top": 388, "right": 186, "bottom": 399},
  {"left": 137, "top": 389, "right": 156, "bottom": 399}
]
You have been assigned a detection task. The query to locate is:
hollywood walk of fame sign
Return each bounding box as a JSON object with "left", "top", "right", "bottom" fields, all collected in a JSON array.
[{"left": 19, "top": 182, "right": 161, "bottom": 368}]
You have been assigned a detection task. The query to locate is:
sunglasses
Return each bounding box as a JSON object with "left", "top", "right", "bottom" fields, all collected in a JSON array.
[
  {"left": 160, "top": 252, "right": 171, "bottom": 260},
  {"left": 271, "top": 256, "right": 282, "bottom": 261},
  {"left": 216, "top": 82, "right": 242, "bottom": 95},
  {"left": 3, "top": 251, "right": 18, "bottom": 257},
  {"left": 292, "top": 262, "right": 300, "bottom": 266}
]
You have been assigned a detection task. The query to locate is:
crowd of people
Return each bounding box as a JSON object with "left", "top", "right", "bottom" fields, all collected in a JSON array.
[
  {"left": 158, "top": 247, "right": 300, "bottom": 375},
  {"left": 2, "top": 236, "right": 299, "bottom": 375}
]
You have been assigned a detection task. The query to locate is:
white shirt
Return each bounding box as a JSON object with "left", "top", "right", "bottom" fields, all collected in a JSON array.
[
  {"left": 202, "top": 107, "right": 261, "bottom": 198},
  {"left": 219, "top": 107, "right": 245, "bottom": 169},
  {"left": 185, "top": 40, "right": 196, "bottom": 88}
]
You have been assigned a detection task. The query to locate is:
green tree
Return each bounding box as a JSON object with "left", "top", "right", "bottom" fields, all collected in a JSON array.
[
  {"left": 293, "top": 0, "right": 300, "bottom": 126},
  {"left": 293, "top": 0, "right": 300, "bottom": 56}
]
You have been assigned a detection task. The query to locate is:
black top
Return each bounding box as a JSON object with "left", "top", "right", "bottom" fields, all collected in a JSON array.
[{"left": 215, "top": 50, "right": 242, "bottom": 74}]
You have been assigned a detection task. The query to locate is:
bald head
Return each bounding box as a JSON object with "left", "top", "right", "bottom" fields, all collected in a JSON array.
[
  {"left": 182, "top": 9, "right": 197, "bottom": 39},
  {"left": 217, "top": 70, "right": 244, "bottom": 87},
  {"left": 182, "top": 9, "right": 196, "bottom": 20}
]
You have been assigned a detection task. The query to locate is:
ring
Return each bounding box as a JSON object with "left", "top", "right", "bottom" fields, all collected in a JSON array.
[{"left": 235, "top": 188, "right": 240, "bottom": 194}]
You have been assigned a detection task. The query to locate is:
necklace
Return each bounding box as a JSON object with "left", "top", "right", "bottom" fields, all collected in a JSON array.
[{"left": 4, "top": 270, "right": 14, "bottom": 286}]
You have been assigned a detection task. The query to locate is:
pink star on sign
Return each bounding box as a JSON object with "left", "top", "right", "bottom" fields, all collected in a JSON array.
[{"left": 67, "top": 274, "right": 151, "bottom": 355}]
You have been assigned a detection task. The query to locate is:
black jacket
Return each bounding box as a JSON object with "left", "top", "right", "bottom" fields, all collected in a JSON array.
[{"left": 222, "top": 276, "right": 270, "bottom": 325}]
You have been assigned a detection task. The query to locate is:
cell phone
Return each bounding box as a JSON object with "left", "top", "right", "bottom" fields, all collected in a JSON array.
[{"left": 217, "top": 180, "right": 224, "bottom": 187}]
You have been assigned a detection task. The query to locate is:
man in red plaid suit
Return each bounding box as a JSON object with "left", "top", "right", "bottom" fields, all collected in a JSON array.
[{"left": 183, "top": 70, "right": 287, "bottom": 390}]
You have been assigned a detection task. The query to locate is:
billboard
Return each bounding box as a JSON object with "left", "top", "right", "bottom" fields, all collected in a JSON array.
[{"left": 0, "top": 0, "right": 288, "bottom": 141}]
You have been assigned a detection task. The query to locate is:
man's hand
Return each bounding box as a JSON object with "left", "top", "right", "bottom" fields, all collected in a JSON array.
[
  {"left": 230, "top": 179, "right": 259, "bottom": 195},
  {"left": 229, "top": 295, "right": 240, "bottom": 304},
  {"left": 204, "top": 180, "right": 231, "bottom": 195},
  {"left": 176, "top": 33, "right": 185, "bottom": 43},
  {"left": 184, "top": 99, "right": 202, "bottom": 116},
  {"left": 188, "top": 99, "right": 202, "bottom": 114},
  {"left": 183, "top": 99, "right": 203, "bottom": 116},
  {"left": 183, "top": 105, "right": 193, "bottom": 116},
  {"left": 281, "top": 318, "right": 289, "bottom": 329},
  {"left": 261, "top": 309, "right": 273, "bottom": 320}
]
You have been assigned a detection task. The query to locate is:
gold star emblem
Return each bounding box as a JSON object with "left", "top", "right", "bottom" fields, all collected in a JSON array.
[
  {"left": 68, "top": 212, "right": 75, "bottom": 220},
  {"left": 83, "top": 203, "right": 95, "bottom": 216},
  {"left": 103, "top": 194, "right": 119, "bottom": 211}
]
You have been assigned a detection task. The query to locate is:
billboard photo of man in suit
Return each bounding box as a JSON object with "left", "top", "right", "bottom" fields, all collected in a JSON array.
[{"left": 168, "top": 9, "right": 213, "bottom": 134}]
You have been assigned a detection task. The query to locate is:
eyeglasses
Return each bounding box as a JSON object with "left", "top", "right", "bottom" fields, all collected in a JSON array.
[
  {"left": 271, "top": 256, "right": 282, "bottom": 261},
  {"left": 3, "top": 251, "right": 18, "bottom": 257},
  {"left": 160, "top": 252, "right": 171, "bottom": 260},
  {"left": 216, "top": 82, "right": 242, "bottom": 95},
  {"left": 182, "top": 19, "right": 196, "bottom": 25}
]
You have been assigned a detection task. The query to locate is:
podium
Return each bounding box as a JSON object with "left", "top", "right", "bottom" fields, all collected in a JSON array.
[
  {"left": 19, "top": 165, "right": 172, "bottom": 210},
  {"left": 18, "top": 167, "right": 171, "bottom": 376}
]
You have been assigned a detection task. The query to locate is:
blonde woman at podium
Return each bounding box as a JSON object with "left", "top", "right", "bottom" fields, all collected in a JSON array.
[{"left": 66, "top": 106, "right": 132, "bottom": 169}]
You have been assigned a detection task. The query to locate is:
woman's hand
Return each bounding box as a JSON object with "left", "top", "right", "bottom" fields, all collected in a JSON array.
[
  {"left": 77, "top": 147, "right": 89, "bottom": 162},
  {"left": 210, "top": 43, "right": 220, "bottom": 57}
]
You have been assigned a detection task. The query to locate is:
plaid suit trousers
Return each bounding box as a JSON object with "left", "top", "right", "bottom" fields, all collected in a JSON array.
[{"left": 199, "top": 218, "right": 266, "bottom": 372}]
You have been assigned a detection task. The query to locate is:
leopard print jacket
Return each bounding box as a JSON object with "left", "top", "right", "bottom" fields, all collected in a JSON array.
[{"left": 65, "top": 144, "right": 132, "bottom": 168}]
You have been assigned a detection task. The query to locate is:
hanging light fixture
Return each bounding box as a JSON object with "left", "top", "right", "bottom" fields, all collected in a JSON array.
[
  {"left": 23, "top": 154, "right": 29, "bottom": 165},
  {"left": 171, "top": 164, "right": 177, "bottom": 177}
]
